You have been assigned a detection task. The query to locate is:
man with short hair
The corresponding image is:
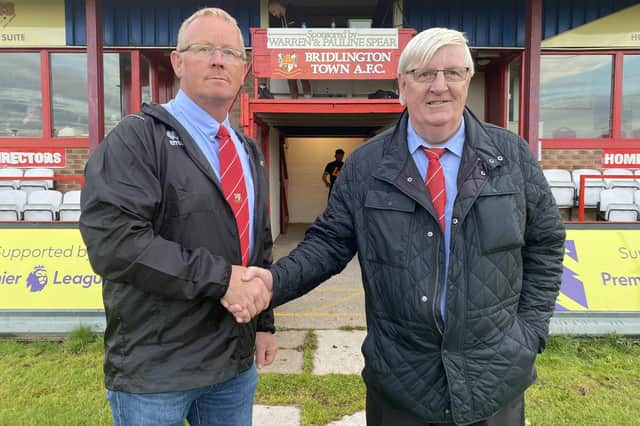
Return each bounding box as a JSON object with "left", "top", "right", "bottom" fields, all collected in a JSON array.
[
  {"left": 80, "top": 8, "right": 276, "bottom": 425},
  {"left": 239, "top": 27, "right": 566, "bottom": 425},
  {"left": 322, "top": 148, "right": 345, "bottom": 196}
]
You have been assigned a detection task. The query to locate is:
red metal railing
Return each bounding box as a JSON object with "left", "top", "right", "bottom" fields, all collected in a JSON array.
[{"left": 578, "top": 174, "right": 638, "bottom": 221}]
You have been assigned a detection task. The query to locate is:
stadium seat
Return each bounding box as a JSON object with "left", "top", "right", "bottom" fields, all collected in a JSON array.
[
  {"left": 0, "top": 190, "right": 27, "bottom": 221},
  {"left": 572, "top": 169, "right": 605, "bottom": 208},
  {"left": 0, "top": 167, "right": 23, "bottom": 190},
  {"left": 23, "top": 190, "right": 62, "bottom": 221},
  {"left": 603, "top": 168, "right": 639, "bottom": 190},
  {"left": 20, "top": 168, "right": 54, "bottom": 193},
  {"left": 599, "top": 188, "right": 640, "bottom": 222},
  {"left": 543, "top": 169, "right": 575, "bottom": 208},
  {"left": 59, "top": 190, "right": 81, "bottom": 221}
]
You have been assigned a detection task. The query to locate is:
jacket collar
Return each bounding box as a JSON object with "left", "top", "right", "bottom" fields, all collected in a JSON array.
[
  {"left": 375, "top": 107, "right": 505, "bottom": 182},
  {"left": 141, "top": 103, "right": 254, "bottom": 189},
  {"left": 460, "top": 107, "right": 505, "bottom": 172}
]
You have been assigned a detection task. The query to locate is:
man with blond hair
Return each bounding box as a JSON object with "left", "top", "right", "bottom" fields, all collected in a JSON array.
[
  {"left": 80, "top": 7, "right": 275, "bottom": 425},
  {"left": 238, "top": 27, "right": 565, "bottom": 425}
]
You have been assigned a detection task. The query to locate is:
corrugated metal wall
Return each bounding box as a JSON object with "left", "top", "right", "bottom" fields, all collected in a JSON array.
[
  {"left": 65, "top": 0, "right": 639, "bottom": 48},
  {"left": 403, "top": 0, "right": 639, "bottom": 48},
  {"left": 65, "top": 0, "right": 260, "bottom": 47}
]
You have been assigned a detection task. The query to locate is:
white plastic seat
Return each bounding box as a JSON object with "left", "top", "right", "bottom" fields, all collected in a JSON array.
[
  {"left": 599, "top": 188, "right": 640, "bottom": 221},
  {"left": 0, "top": 190, "right": 27, "bottom": 220},
  {"left": 0, "top": 167, "right": 23, "bottom": 190},
  {"left": 603, "top": 168, "right": 639, "bottom": 190},
  {"left": 59, "top": 209, "right": 81, "bottom": 221},
  {"left": 59, "top": 190, "right": 81, "bottom": 221},
  {"left": 572, "top": 169, "right": 605, "bottom": 208},
  {"left": 23, "top": 190, "right": 62, "bottom": 221},
  {"left": 543, "top": 169, "right": 575, "bottom": 208},
  {"left": 20, "top": 168, "right": 54, "bottom": 192},
  {"left": 607, "top": 205, "right": 640, "bottom": 222}
]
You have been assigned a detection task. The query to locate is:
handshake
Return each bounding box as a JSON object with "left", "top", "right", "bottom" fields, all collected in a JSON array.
[{"left": 220, "top": 265, "right": 273, "bottom": 323}]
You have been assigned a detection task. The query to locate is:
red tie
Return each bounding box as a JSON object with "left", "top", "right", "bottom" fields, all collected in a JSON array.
[
  {"left": 421, "top": 147, "right": 447, "bottom": 232},
  {"left": 218, "top": 125, "right": 250, "bottom": 266}
]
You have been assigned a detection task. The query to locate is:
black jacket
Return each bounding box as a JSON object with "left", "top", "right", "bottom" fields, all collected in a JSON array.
[
  {"left": 271, "top": 108, "right": 565, "bottom": 424},
  {"left": 80, "top": 103, "right": 274, "bottom": 393}
]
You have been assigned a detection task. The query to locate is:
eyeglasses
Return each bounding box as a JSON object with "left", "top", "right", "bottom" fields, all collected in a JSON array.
[
  {"left": 405, "top": 67, "right": 469, "bottom": 83},
  {"left": 178, "top": 43, "right": 246, "bottom": 61}
]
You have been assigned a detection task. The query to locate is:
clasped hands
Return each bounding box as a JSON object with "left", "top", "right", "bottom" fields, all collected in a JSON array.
[{"left": 220, "top": 265, "right": 273, "bottom": 323}]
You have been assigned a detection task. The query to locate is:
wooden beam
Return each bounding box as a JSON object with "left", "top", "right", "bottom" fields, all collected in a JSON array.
[
  {"left": 86, "top": 0, "right": 104, "bottom": 152},
  {"left": 522, "top": 0, "right": 542, "bottom": 155}
]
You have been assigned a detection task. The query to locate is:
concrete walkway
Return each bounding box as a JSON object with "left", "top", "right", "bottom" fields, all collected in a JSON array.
[
  {"left": 253, "top": 224, "right": 368, "bottom": 425},
  {"left": 253, "top": 329, "right": 366, "bottom": 426}
]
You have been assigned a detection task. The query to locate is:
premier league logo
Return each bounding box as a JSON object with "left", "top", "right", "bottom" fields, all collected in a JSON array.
[{"left": 26, "top": 265, "right": 48, "bottom": 293}]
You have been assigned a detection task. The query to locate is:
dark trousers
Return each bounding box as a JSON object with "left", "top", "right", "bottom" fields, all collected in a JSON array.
[{"left": 365, "top": 387, "right": 525, "bottom": 426}]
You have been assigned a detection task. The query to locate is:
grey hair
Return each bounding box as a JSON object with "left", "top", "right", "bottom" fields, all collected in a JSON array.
[
  {"left": 398, "top": 27, "right": 474, "bottom": 78},
  {"left": 176, "top": 8, "right": 245, "bottom": 55}
]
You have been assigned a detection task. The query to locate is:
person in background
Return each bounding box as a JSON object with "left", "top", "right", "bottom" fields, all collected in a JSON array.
[
  {"left": 237, "top": 27, "right": 566, "bottom": 425},
  {"left": 80, "top": 7, "right": 276, "bottom": 425},
  {"left": 268, "top": 0, "right": 312, "bottom": 98},
  {"left": 322, "top": 148, "right": 345, "bottom": 196}
]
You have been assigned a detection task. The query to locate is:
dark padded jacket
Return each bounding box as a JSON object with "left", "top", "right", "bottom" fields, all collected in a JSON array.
[
  {"left": 271, "top": 108, "right": 565, "bottom": 424},
  {"left": 80, "top": 103, "right": 274, "bottom": 393}
]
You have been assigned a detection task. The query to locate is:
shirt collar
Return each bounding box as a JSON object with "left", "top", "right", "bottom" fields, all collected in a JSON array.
[
  {"left": 407, "top": 116, "right": 466, "bottom": 158},
  {"left": 172, "top": 90, "right": 232, "bottom": 138}
]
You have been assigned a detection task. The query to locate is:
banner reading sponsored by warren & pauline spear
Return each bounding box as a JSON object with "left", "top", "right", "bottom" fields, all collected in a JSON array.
[
  {"left": 251, "top": 28, "right": 416, "bottom": 80},
  {"left": 0, "top": 228, "right": 102, "bottom": 309}
]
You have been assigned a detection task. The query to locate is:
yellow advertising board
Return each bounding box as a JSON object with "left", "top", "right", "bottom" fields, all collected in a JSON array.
[
  {"left": 542, "top": 4, "right": 640, "bottom": 48},
  {"left": 0, "top": 0, "right": 66, "bottom": 47},
  {"left": 0, "top": 228, "right": 102, "bottom": 309},
  {"left": 559, "top": 228, "right": 640, "bottom": 311},
  {"left": 1, "top": 226, "right": 640, "bottom": 311}
]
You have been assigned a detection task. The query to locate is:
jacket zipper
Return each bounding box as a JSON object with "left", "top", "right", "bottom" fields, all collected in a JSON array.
[{"left": 432, "top": 237, "right": 444, "bottom": 335}]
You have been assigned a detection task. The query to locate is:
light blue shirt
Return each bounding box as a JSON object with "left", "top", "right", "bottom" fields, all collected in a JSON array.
[
  {"left": 162, "top": 90, "right": 255, "bottom": 258},
  {"left": 407, "top": 117, "right": 465, "bottom": 320}
]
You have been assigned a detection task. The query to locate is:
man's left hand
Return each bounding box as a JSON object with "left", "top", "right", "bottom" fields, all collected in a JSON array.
[{"left": 255, "top": 331, "right": 278, "bottom": 368}]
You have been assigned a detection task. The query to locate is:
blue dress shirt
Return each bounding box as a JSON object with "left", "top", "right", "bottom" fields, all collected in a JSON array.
[
  {"left": 407, "top": 117, "right": 466, "bottom": 320},
  {"left": 162, "top": 90, "right": 255, "bottom": 258}
]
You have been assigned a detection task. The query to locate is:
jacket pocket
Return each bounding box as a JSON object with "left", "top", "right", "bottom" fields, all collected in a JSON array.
[
  {"left": 166, "top": 188, "right": 213, "bottom": 218},
  {"left": 364, "top": 190, "right": 415, "bottom": 267},
  {"left": 474, "top": 189, "right": 524, "bottom": 254}
]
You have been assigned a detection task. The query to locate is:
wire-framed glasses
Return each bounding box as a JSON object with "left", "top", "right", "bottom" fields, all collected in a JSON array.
[
  {"left": 406, "top": 67, "right": 469, "bottom": 83},
  {"left": 178, "top": 43, "right": 246, "bottom": 61}
]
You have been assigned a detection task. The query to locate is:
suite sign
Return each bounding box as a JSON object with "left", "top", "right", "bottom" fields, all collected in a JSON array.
[
  {"left": 266, "top": 28, "right": 402, "bottom": 80},
  {"left": 0, "top": 0, "right": 65, "bottom": 47}
]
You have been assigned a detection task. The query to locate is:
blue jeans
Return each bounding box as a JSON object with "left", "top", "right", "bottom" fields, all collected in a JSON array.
[{"left": 107, "top": 364, "right": 258, "bottom": 426}]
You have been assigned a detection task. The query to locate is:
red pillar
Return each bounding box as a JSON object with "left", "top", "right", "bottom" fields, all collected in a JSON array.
[
  {"left": 130, "top": 51, "right": 142, "bottom": 114},
  {"left": 484, "top": 59, "right": 508, "bottom": 128},
  {"left": 86, "top": 0, "right": 104, "bottom": 153},
  {"left": 522, "top": 0, "right": 542, "bottom": 155},
  {"left": 40, "top": 51, "right": 53, "bottom": 137}
]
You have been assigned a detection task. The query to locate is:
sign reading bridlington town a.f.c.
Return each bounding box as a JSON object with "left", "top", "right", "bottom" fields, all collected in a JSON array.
[{"left": 258, "top": 28, "right": 412, "bottom": 80}]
